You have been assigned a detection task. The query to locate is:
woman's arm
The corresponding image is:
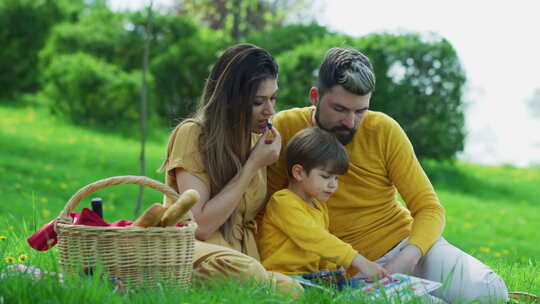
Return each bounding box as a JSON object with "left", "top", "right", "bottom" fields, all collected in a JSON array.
[
  {"left": 175, "top": 161, "right": 256, "bottom": 240},
  {"left": 175, "top": 127, "right": 281, "bottom": 240}
]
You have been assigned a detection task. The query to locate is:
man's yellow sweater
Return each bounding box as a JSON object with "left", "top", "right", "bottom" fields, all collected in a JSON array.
[
  {"left": 267, "top": 107, "right": 445, "bottom": 261},
  {"left": 259, "top": 189, "right": 357, "bottom": 275}
]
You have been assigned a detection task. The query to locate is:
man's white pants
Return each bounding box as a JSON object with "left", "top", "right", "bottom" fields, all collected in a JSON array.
[{"left": 375, "top": 237, "right": 508, "bottom": 303}]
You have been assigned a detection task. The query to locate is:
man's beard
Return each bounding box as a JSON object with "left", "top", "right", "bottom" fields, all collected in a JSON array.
[{"left": 314, "top": 109, "right": 356, "bottom": 145}]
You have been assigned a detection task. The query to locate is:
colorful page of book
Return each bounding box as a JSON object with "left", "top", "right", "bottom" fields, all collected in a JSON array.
[{"left": 358, "top": 273, "right": 442, "bottom": 302}]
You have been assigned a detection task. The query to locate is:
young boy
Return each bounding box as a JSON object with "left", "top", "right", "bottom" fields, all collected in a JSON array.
[{"left": 259, "top": 127, "right": 389, "bottom": 283}]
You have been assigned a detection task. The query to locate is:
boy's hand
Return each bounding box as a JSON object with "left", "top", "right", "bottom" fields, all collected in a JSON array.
[{"left": 350, "top": 254, "right": 391, "bottom": 282}]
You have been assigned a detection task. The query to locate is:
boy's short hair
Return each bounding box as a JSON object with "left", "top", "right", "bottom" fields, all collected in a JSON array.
[{"left": 285, "top": 127, "right": 349, "bottom": 179}]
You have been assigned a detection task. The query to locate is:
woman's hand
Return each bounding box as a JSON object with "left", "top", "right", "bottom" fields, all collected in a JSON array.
[
  {"left": 350, "top": 254, "right": 391, "bottom": 282},
  {"left": 247, "top": 126, "right": 282, "bottom": 169}
]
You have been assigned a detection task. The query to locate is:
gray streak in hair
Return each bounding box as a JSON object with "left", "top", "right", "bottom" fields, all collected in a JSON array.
[{"left": 339, "top": 61, "right": 375, "bottom": 96}]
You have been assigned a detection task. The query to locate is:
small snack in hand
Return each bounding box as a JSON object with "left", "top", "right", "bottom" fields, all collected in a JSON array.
[
  {"left": 160, "top": 189, "right": 200, "bottom": 227},
  {"left": 131, "top": 203, "right": 167, "bottom": 228},
  {"left": 265, "top": 122, "right": 274, "bottom": 144}
]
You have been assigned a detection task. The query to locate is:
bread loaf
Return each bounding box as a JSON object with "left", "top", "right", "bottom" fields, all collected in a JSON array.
[
  {"left": 131, "top": 203, "right": 167, "bottom": 228},
  {"left": 160, "top": 189, "right": 200, "bottom": 227}
]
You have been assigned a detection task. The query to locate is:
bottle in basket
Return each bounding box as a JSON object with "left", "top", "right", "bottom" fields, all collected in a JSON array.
[
  {"left": 84, "top": 197, "right": 103, "bottom": 275},
  {"left": 91, "top": 197, "right": 103, "bottom": 219}
]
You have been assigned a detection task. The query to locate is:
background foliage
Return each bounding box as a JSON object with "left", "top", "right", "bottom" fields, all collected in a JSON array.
[
  {"left": 2, "top": 0, "right": 467, "bottom": 158},
  {"left": 0, "top": 0, "right": 84, "bottom": 100},
  {"left": 42, "top": 52, "right": 142, "bottom": 125},
  {"left": 356, "top": 33, "right": 466, "bottom": 159}
]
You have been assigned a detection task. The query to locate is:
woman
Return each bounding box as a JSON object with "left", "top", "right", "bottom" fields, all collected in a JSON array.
[{"left": 160, "top": 44, "right": 302, "bottom": 295}]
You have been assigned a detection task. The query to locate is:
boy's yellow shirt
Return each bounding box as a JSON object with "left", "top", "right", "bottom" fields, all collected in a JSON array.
[
  {"left": 259, "top": 189, "right": 357, "bottom": 275},
  {"left": 267, "top": 107, "right": 445, "bottom": 261}
]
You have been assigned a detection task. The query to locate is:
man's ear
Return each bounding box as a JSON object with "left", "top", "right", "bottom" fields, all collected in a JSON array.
[
  {"left": 291, "top": 164, "right": 306, "bottom": 181},
  {"left": 309, "top": 87, "right": 319, "bottom": 106}
]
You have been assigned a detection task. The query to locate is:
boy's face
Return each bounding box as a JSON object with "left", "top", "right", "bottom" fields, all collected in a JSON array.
[{"left": 298, "top": 167, "right": 339, "bottom": 202}]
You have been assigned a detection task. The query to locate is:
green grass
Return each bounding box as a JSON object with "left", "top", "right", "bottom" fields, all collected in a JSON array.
[{"left": 1, "top": 105, "right": 539, "bottom": 302}]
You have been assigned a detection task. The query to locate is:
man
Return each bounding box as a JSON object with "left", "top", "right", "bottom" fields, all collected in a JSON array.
[{"left": 267, "top": 47, "right": 508, "bottom": 303}]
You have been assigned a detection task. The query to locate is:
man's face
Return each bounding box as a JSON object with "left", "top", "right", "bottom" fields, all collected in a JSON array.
[{"left": 310, "top": 85, "right": 371, "bottom": 145}]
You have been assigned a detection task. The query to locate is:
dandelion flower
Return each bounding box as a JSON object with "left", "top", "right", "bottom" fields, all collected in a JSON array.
[
  {"left": 502, "top": 249, "right": 509, "bottom": 255},
  {"left": 493, "top": 252, "right": 501, "bottom": 258},
  {"left": 18, "top": 254, "right": 28, "bottom": 263},
  {"left": 480, "top": 247, "right": 490, "bottom": 253},
  {"left": 0, "top": 235, "right": 7, "bottom": 241},
  {"left": 42, "top": 209, "right": 51, "bottom": 217},
  {"left": 4, "top": 256, "right": 16, "bottom": 263}
]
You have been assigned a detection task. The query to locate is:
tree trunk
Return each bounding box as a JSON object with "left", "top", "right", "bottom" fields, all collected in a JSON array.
[
  {"left": 135, "top": 0, "right": 153, "bottom": 217},
  {"left": 231, "top": 0, "right": 241, "bottom": 41}
]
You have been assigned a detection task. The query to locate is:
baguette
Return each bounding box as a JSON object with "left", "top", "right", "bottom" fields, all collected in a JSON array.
[
  {"left": 131, "top": 203, "right": 167, "bottom": 228},
  {"left": 160, "top": 189, "right": 200, "bottom": 227}
]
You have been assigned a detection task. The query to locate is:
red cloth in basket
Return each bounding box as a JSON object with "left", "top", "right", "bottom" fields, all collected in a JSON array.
[{"left": 28, "top": 208, "right": 187, "bottom": 251}]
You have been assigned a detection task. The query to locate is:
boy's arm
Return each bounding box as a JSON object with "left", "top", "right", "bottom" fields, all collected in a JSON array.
[
  {"left": 318, "top": 259, "right": 337, "bottom": 272},
  {"left": 266, "top": 197, "right": 357, "bottom": 268}
]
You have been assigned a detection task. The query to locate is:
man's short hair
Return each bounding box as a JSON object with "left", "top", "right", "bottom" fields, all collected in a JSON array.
[
  {"left": 285, "top": 127, "right": 349, "bottom": 179},
  {"left": 317, "top": 47, "right": 376, "bottom": 97}
]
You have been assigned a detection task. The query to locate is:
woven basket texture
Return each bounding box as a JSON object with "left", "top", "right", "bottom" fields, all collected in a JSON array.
[{"left": 55, "top": 176, "right": 197, "bottom": 289}]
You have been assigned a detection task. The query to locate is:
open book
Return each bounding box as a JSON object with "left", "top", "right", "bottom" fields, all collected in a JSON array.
[
  {"left": 292, "top": 273, "right": 441, "bottom": 301},
  {"left": 357, "top": 273, "right": 441, "bottom": 301}
]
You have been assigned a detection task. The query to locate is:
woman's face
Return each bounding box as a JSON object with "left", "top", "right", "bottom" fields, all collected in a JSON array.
[{"left": 251, "top": 78, "right": 278, "bottom": 134}]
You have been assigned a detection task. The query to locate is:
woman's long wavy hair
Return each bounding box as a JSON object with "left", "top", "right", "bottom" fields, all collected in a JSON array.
[{"left": 160, "top": 44, "right": 278, "bottom": 242}]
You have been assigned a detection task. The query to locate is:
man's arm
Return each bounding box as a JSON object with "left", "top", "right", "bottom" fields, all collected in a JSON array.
[{"left": 386, "top": 118, "right": 445, "bottom": 254}]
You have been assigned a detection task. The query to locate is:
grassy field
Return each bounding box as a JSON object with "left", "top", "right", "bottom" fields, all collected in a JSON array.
[{"left": 1, "top": 105, "right": 539, "bottom": 303}]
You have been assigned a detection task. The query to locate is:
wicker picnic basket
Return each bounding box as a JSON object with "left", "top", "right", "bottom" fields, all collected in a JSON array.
[{"left": 54, "top": 175, "right": 197, "bottom": 289}]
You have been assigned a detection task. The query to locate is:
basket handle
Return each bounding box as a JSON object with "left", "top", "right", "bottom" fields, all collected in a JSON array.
[{"left": 57, "top": 175, "right": 194, "bottom": 224}]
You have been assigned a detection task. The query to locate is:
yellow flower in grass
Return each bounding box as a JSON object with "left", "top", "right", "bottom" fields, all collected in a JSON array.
[
  {"left": 39, "top": 197, "right": 48, "bottom": 204},
  {"left": 493, "top": 252, "right": 501, "bottom": 258},
  {"left": 480, "top": 247, "right": 490, "bottom": 253},
  {"left": 0, "top": 235, "right": 7, "bottom": 241},
  {"left": 4, "top": 256, "right": 16, "bottom": 263},
  {"left": 18, "top": 254, "right": 28, "bottom": 263},
  {"left": 42, "top": 209, "right": 51, "bottom": 217},
  {"left": 502, "top": 249, "right": 509, "bottom": 255},
  {"left": 59, "top": 183, "right": 68, "bottom": 189}
]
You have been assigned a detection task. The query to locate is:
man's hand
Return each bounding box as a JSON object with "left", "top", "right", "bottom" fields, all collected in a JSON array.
[{"left": 383, "top": 244, "right": 422, "bottom": 275}]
